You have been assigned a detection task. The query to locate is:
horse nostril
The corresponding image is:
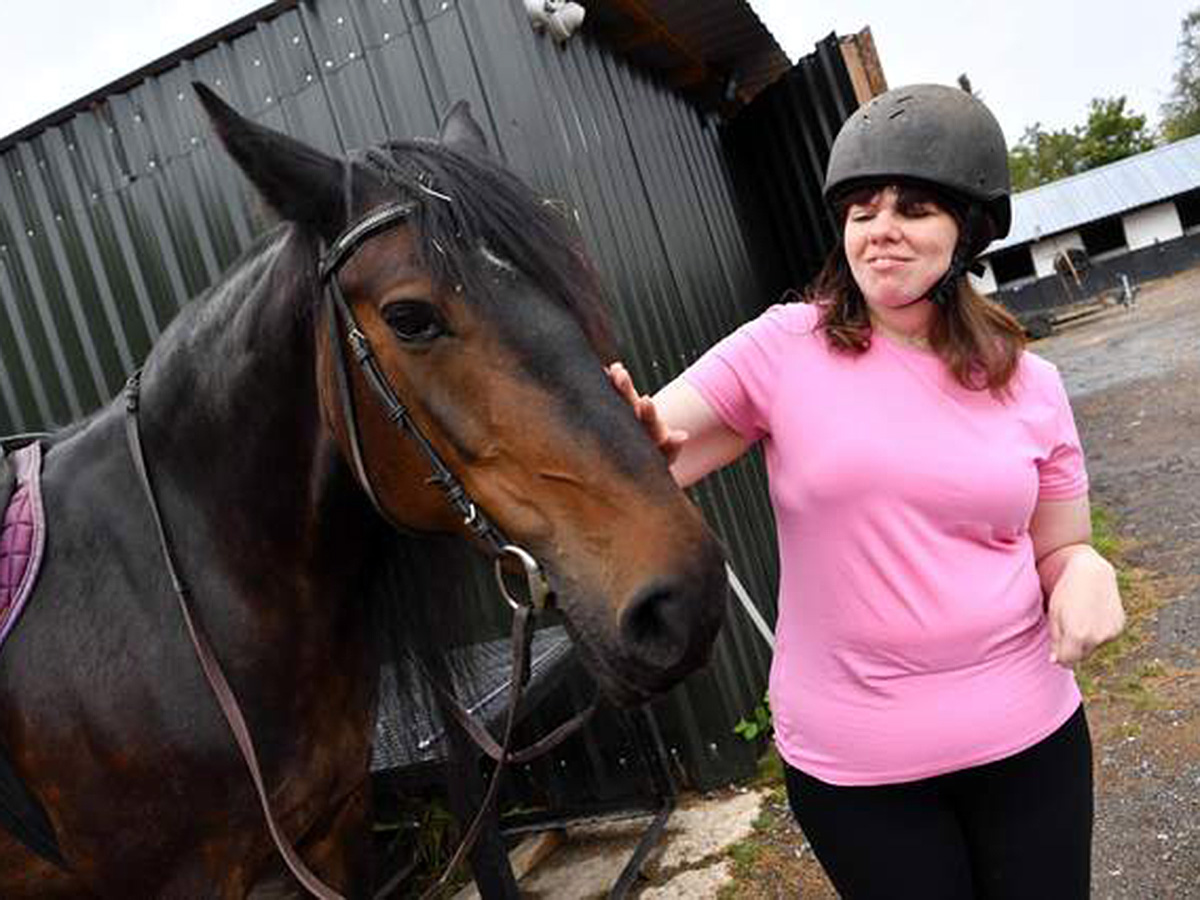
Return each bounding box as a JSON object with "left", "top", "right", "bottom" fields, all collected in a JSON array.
[
  {"left": 618, "top": 581, "right": 708, "bottom": 673},
  {"left": 617, "top": 551, "right": 727, "bottom": 681}
]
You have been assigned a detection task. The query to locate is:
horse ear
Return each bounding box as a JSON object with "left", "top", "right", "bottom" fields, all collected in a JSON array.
[
  {"left": 193, "top": 82, "right": 346, "bottom": 240},
  {"left": 438, "top": 100, "right": 490, "bottom": 155}
]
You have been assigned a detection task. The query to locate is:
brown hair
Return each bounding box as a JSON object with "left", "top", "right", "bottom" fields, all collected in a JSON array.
[{"left": 807, "top": 183, "right": 1025, "bottom": 393}]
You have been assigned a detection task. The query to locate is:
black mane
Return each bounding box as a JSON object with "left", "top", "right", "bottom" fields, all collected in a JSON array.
[{"left": 352, "top": 141, "right": 615, "bottom": 358}]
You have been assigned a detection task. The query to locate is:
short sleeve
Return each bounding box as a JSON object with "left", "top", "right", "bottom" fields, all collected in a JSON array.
[
  {"left": 681, "top": 304, "right": 811, "bottom": 442},
  {"left": 1037, "top": 366, "right": 1089, "bottom": 500}
]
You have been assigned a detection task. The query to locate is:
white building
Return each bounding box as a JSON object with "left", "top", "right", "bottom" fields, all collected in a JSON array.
[{"left": 972, "top": 134, "right": 1200, "bottom": 313}]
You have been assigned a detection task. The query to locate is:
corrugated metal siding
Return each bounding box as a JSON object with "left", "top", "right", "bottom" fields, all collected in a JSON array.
[
  {"left": 988, "top": 132, "right": 1200, "bottom": 253},
  {"left": 0, "top": 0, "right": 804, "bottom": 792},
  {"left": 721, "top": 32, "right": 860, "bottom": 305}
]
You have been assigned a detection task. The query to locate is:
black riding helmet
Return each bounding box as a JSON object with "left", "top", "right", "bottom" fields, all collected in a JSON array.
[{"left": 823, "top": 84, "right": 1012, "bottom": 303}]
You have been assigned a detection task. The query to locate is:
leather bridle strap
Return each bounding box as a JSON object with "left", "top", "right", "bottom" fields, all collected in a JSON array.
[
  {"left": 124, "top": 372, "right": 343, "bottom": 900},
  {"left": 318, "top": 200, "right": 552, "bottom": 608},
  {"left": 319, "top": 199, "right": 602, "bottom": 891},
  {"left": 321, "top": 243, "right": 511, "bottom": 555},
  {"left": 425, "top": 668, "right": 598, "bottom": 768},
  {"left": 384, "top": 607, "right": 533, "bottom": 900},
  {"left": 119, "top": 196, "right": 587, "bottom": 898}
]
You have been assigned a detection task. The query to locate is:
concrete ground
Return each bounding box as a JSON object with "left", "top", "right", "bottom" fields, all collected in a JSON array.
[{"left": 454, "top": 787, "right": 767, "bottom": 899}]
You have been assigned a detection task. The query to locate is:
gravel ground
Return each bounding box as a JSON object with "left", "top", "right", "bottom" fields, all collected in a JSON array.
[{"left": 1035, "top": 269, "right": 1200, "bottom": 899}]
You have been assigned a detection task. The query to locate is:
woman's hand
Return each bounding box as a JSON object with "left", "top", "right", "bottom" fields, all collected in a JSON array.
[
  {"left": 1045, "top": 547, "right": 1126, "bottom": 667},
  {"left": 605, "top": 362, "right": 749, "bottom": 487},
  {"left": 605, "top": 362, "right": 689, "bottom": 465}
]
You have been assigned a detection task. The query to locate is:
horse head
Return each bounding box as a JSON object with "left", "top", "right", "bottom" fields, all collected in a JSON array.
[{"left": 195, "top": 86, "right": 727, "bottom": 705}]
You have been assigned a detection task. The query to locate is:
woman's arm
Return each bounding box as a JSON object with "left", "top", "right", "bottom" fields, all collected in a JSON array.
[
  {"left": 1029, "top": 494, "right": 1126, "bottom": 666},
  {"left": 606, "top": 363, "right": 750, "bottom": 487}
]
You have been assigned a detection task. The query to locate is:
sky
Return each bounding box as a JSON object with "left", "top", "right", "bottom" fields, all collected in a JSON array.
[
  {"left": 0, "top": 1, "right": 265, "bottom": 139},
  {"left": 0, "top": 0, "right": 1195, "bottom": 148},
  {"left": 749, "top": 0, "right": 1196, "bottom": 145}
]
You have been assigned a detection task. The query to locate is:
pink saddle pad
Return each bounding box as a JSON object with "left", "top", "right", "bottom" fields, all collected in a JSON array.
[{"left": 0, "top": 443, "right": 44, "bottom": 646}]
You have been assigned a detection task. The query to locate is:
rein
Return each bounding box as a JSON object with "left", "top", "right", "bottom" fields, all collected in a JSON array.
[{"left": 119, "top": 197, "right": 596, "bottom": 898}]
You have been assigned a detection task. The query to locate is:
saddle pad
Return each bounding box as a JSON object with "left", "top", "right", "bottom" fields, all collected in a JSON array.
[{"left": 0, "top": 443, "right": 44, "bottom": 647}]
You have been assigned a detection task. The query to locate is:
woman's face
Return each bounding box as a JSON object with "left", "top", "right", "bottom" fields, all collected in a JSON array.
[{"left": 843, "top": 186, "right": 959, "bottom": 311}]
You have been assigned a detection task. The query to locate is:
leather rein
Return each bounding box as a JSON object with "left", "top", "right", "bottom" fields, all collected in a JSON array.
[{"left": 121, "top": 199, "right": 595, "bottom": 898}]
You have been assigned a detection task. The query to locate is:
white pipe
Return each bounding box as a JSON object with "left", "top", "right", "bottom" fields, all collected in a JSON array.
[{"left": 725, "top": 564, "right": 774, "bottom": 650}]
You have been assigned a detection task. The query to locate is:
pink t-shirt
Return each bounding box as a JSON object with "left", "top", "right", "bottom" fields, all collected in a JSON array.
[{"left": 684, "top": 302, "right": 1087, "bottom": 785}]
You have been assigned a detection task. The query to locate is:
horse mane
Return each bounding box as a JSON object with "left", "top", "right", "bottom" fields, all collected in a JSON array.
[{"left": 349, "top": 140, "right": 617, "bottom": 360}]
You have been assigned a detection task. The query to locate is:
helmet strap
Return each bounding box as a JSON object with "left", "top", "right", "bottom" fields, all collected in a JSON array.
[{"left": 929, "top": 204, "right": 986, "bottom": 306}]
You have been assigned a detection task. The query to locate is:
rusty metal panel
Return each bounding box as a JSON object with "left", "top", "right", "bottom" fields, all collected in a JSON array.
[{"left": 0, "top": 0, "right": 854, "bottom": 795}]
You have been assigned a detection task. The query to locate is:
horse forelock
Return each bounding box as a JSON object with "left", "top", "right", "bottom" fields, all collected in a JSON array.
[{"left": 349, "top": 141, "right": 615, "bottom": 359}]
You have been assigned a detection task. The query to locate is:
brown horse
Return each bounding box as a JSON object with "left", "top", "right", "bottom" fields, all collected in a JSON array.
[{"left": 0, "top": 87, "right": 726, "bottom": 897}]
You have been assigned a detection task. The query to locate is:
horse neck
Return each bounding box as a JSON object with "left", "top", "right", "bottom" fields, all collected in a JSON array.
[{"left": 136, "top": 226, "right": 382, "bottom": 603}]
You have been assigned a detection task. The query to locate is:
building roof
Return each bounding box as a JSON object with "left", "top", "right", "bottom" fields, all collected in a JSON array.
[{"left": 986, "top": 133, "right": 1200, "bottom": 254}]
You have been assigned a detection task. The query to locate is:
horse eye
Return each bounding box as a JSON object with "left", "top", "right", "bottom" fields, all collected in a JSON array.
[{"left": 382, "top": 301, "right": 446, "bottom": 343}]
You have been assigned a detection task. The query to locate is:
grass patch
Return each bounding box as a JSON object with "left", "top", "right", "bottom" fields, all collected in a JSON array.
[
  {"left": 750, "top": 743, "right": 784, "bottom": 790},
  {"left": 1076, "top": 504, "right": 1164, "bottom": 702},
  {"left": 1090, "top": 504, "right": 1121, "bottom": 559}
]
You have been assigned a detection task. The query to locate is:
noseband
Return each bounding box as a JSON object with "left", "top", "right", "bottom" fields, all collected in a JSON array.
[{"left": 318, "top": 199, "right": 552, "bottom": 613}]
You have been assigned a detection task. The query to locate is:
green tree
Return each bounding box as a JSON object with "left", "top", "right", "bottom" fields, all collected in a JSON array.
[
  {"left": 1009, "top": 124, "right": 1082, "bottom": 191},
  {"left": 1077, "top": 97, "right": 1155, "bottom": 168},
  {"left": 1008, "top": 97, "right": 1155, "bottom": 191},
  {"left": 1162, "top": 9, "right": 1200, "bottom": 142}
]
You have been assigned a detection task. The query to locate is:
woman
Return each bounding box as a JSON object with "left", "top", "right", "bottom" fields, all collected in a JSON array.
[{"left": 609, "top": 84, "right": 1125, "bottom": 898}]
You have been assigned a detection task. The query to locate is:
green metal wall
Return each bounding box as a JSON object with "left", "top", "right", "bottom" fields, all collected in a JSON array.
[{"left": 0, "top": 1, "right": 855, "bottom": 792}]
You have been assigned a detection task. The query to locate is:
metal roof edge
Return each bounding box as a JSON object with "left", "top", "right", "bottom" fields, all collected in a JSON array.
[
  {"left": 984, "top": 133, "right": 1200, "bottom": 254},
  {"left": 1012, "top": 132, "right": 1200, "bottom": 204},
  {"left": 586, "top": 0, "right": 792, "bottom": 113}
]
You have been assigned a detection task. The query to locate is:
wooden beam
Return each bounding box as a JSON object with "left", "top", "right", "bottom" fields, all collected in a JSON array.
[
  {"left": 598, "top": 0, "right": 715, "bottom": 87},
  {"left": 839, "top": 27, "right": 888, "bottom": 104}
]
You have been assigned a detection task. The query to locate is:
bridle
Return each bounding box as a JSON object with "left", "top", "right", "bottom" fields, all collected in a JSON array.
[
  {"left": 318, "top": 198, "right": 552, "bottom": 613},
  {"left": 320, "top": 197, "right": 600, "bottom": 896},
  {"left": 120, "top": 191, "right": 595, "bottom": 899}
]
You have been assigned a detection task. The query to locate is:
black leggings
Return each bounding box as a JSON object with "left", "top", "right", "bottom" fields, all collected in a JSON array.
[{"left": 784, "top": 705, "right": 1093, "bottom": 900}]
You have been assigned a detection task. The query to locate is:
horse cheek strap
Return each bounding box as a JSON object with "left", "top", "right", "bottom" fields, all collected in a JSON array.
[
  {"left": 319, "top": 202, "right": 552, "bottom": 594},
  {"left": 316, "top": 200, "right": 588, "bottom": 895},
  {"left": 121, "top": 198, "right": 585, "bottom": 900}
]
